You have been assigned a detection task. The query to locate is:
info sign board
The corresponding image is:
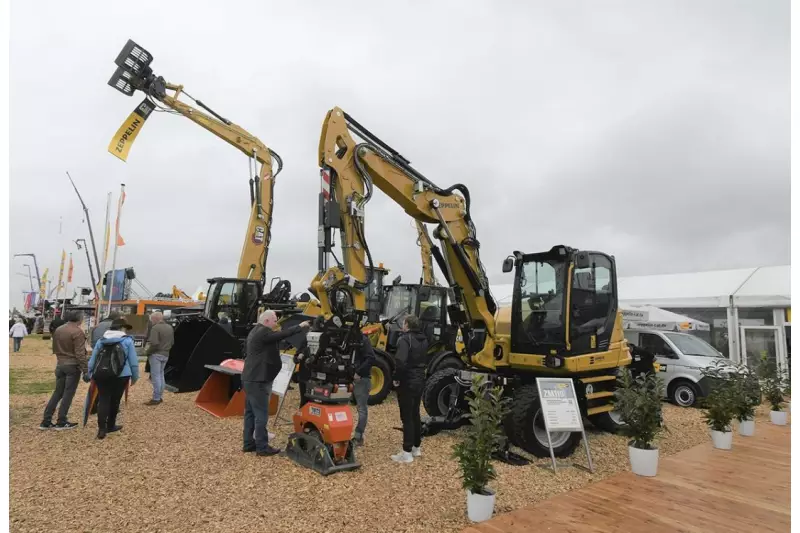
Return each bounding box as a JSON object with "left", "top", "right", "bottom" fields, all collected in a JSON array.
[
  {"left": 270, "top": 353, "right": 297, "bottom": 428},
  {"left": 536, "top": 377, "right": 594, "bottom": 474}
]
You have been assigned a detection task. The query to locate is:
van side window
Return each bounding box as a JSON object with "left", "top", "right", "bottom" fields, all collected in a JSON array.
[{"left": 639, "top": 333, "right": 674, "bottom": 357}]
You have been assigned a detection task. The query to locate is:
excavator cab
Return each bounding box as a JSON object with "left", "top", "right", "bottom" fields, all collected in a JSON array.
[
  {"left": 381, "top": 283, "right": 455, "bottom": 354},
  {"left": 506, "top": 245, "right": 619, "bottom": 365},
  {"left": 164, "top": 277, "right": 263, "bottom": 393}
]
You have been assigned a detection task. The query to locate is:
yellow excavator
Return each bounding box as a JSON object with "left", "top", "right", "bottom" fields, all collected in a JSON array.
[
  {"left": 292, "top": 107, "right": 632, "bottom": 461},
  {"left": 105, "top": 40, "right": 403, "bottom": 400},
  {"left": 106, "top": 39, "right": 314, "bottom": 392}
]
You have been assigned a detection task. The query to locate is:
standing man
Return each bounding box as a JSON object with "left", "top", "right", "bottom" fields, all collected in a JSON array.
[
  {"left": 351, "top": 332, "right": 376, "bottom": 447},
  {"left": 144, "top": 311, "right": 174, "bottom": 406},
  {"left": 90, "top": 311, "right": 121, "bottom": 348},
  {"left": 40, "top": 311, "right": 89, "bottom": 430},
  {"left": 390, "top": 315, "right": 429, "bottom": 463},
  {"left": 9, "top": 318, "right": 28, "bottom": 353},
  {"left": 242, "top": 311, "right": 310, "bottom": 456}
]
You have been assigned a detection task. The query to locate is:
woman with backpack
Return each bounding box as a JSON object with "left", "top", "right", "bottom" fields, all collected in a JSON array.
[{"left": 88, "top": 318, "right": 139, "bottom": 439}]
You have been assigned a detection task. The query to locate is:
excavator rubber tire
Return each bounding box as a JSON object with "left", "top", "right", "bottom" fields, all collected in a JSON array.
[
  {"left": 508, "top": 383, "right": 582, "bottom": 458},
  {"left": 429, "top": 356, "right": 464, "bottom": 376},
  {"left": 367, "top": 352, "right": 393, "bottom": 406},
  {"left": 422, "top": 368, "right": 467, "bottom": 418},
  {"left": 588, "top": 411, "right": 626, "bottom": 434}
]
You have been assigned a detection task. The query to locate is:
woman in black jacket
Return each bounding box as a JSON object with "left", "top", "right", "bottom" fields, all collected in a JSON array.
[{"left": 390, "top": 315, "right": 429, "bottom": 463}]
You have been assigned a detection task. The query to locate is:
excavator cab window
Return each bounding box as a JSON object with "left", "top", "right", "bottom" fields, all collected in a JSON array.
[
  {"left": 205, "top": 279, "right": 261, "bottom": 335},
  {"left": 511, "top": 254, "right": 568, "bottom": 354},
  {"left": 569, "top": 252, "right": 617, "bottom": 354}
]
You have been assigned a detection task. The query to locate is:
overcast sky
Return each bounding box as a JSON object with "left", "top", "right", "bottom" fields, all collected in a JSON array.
[{"left": 8, "top": 0, "right": 789, "bottom": 309}]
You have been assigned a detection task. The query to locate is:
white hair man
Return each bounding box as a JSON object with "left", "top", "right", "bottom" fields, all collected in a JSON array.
[
  {"left": 241, "top": 310, "right": 310, "bottom": 456},
  {"left": 145, "top": 311, "right": 174, "bottom": 406}
]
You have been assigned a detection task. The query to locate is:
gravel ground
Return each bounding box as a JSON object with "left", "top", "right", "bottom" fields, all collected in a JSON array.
[{"left": 10, "top": 336, "right": 733, "bottom": 533}]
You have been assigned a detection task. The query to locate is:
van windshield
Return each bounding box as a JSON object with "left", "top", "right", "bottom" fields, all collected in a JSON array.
[{"left": 663, "top": 333, "right": 720, "bottom": 357}]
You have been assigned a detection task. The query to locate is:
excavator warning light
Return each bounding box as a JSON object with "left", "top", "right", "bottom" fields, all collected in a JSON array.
[
  {"left": 108, "top": 67, "right": 138, "bottom": 96},
  {"left": 114, "top": 39, "right": 153, "bottom": 77}
]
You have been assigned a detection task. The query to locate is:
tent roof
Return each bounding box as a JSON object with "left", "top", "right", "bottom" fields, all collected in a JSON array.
[
  {"left": 618, "top": 265, "right": 790, "bottom": 308},
  {"left": 492, "top": 264, "right": 790, "bottom": 309}
]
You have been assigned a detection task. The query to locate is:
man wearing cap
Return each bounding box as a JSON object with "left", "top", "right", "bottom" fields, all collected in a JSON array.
[
  {"left": 88, "top": 317, "right": 140, "bottom": 439},
  {"left": 40, "top": 310, "right": 89, "bottom": 430}
]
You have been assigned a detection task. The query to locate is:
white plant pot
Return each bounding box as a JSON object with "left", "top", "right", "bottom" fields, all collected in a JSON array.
[
  {"left": 711, "top": 430, "right": 733, "bottom": 450},
  {"left": 466, "top": 488, "right": 496, "bottom": 523},
  {"left": 770, "top": 410, "right": 787, "bottom": 425},
  {"left": 628, "top": 445, "right": 659, "bottom": 477},
  {"left": 738, "top": 418, "right": 755, "bottom": 437}
]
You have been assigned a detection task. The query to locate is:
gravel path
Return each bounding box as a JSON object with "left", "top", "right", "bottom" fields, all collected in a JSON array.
[{"left": 11, "top": 337, "right": 718, "bottom": 533}]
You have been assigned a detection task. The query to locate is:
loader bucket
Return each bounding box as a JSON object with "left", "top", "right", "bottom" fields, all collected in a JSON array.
[
  {"left": 194, "top": 367, "right": 246, "bottom": 418},
  {"left": 164, "top": 316, "right": 241, "bottom": 393},
  {"left": 194, "top": 364, "right": 281, "bottom": 418}
]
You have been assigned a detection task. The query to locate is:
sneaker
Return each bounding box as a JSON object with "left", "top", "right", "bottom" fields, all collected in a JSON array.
[
  {"left": 38, "top": 421, "right": 55, "bottom": 430},
  {"left": 54, "top": 421, "right": 78, "bottom": 431},
  {"left": 97, "top": 430, "right": 107, "bottom": 440},
  {"left": 353, "top": 436, "right": 365, "bottom": 447},
  {"left": 107, "top": 426, "right": 123, "bottom": 433},
  {"left": 144, "top": 399, "right": 162, "bottom": 406},
  {"left": 256, "top": 445, "right": 282, "bottom": 457},
  {"left": 391, "top": 451, "right": 413, "bottom": 463},
  {"left": 411, "top": 446, "right": 422, "bottom": 457},
  {"left": 243, "top": 447, "right": 256, "bottom": 453}
]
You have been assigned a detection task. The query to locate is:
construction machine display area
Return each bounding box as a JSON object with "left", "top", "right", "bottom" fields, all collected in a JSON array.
[{"left": 106, "top": 39, "right": 646, "bottom": 475}]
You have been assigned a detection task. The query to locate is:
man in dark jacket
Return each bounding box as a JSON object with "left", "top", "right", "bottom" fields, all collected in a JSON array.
[
  {"left": 40, "top": 311, "right": 89, "bottom": 430},
  {"left": 391, "top": 315, "right": 429, "bottom": 463},
  {"left": 90, "top": 311, "right": 121, "bottom": 348},
  {"left": 351, "top": 333, "right": 376, "bottom": 446},
  {"left": 242, "top": 310, "right": 310, "bottom": 456}
]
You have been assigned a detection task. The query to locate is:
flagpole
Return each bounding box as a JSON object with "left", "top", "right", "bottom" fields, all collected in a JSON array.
[
  {"left": 62, "top": 253, "right": 72, "bottom": 315},
  {"left": 107, "top": 184, "right": 125, "bottom": 316},
  {"left": 96, "top": 192, "right": 112, "bottom": 321}
]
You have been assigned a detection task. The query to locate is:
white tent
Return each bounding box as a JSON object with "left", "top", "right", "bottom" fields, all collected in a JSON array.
[{"left": 619, "top": 303, "right": 710, "bottom": 332}]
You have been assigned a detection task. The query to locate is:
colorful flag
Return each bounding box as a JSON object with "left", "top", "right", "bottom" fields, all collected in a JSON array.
[
  {"left": 115, "top": 189, "right": 126, "bottom": 247},
  {"left": 67, "top": 256, "right": 74, "bottom": 283},
  {"left": 56, "top": 250, "right": 66, "bottom": 295},
  {"left": 39, "top": 268, "right": 49, "bottom": 300}
]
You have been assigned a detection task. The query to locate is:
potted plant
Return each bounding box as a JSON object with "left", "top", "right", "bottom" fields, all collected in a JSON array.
[
  {"left": 452, "top": 375, "right": 509, "bottom": 523},
  {"left": 730, "top": 363, "right": 760, "bottom": 437},
  {"left": 615, "top": 368, "right": 666, "bottom": 476},
  {"left": 701, "top": 360, "right": 736, "bottom": 449},
  {"left": 758, "top": 358, "right": 789, "bottom": 426}
]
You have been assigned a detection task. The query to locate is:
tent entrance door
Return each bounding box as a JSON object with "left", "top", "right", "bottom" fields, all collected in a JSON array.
[{"left": 740, "top": 326, "right": 783, "bottom": 371}]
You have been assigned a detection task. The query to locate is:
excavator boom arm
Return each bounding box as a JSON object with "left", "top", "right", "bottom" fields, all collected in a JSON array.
[
  {"left": 315, "top": 107, "right": 497, "bottom": 369},
  {"left": 416, "top": 221, "right": 438, "bottom": 286},
  {"left": 108, "top": 79, "right": 280, "bottom": 284}
]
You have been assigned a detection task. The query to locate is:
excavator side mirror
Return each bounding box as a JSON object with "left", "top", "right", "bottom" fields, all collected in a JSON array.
[
  {"left": 502, "top": 257, "right": 514, "bottom": 273},
  {"left": 392, "top": 275, "right": 402, "bottom": 286}
]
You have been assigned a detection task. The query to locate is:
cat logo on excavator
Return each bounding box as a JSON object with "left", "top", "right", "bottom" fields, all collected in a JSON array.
[{"left": 252, "top": 226, "right": 266, "bottom": 244}]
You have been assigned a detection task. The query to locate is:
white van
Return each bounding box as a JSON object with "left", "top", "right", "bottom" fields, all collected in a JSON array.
[{"left": 624, "top": 329, "right": 729, "bottom": 407}]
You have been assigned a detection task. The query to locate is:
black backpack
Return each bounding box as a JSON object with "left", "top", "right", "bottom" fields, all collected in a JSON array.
[{"left": 94, "top": 342, "right": 127, "bottom": 379}]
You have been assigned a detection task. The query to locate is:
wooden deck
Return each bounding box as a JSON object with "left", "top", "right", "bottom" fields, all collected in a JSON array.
[{"left": 465, "top": 422, "right": 790, "bottom": 533}]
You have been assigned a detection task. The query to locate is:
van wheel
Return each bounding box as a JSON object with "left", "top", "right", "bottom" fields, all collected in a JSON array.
[{"left": 670, "top": 380, "right": 699, "bottom": 407}]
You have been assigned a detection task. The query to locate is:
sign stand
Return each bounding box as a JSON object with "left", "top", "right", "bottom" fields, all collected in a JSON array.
[
  {"left": 270, "top": 354, "right": 297, "bottom": 429},
  {"left": 536, "top": 377, "right": 594, "bottom": 474}
]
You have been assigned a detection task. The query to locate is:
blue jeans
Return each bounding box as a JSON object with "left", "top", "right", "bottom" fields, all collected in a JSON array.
[
  {"left": 12, "top": 337, "right": 21, "bottom": 352},
  {"left": 243, "top": 381, "right": 272, "bottom": 452},
  {"left": 148, "top": 354, "right": 169, "bottom": 401},
  {"left": 353, "top": 377, "right": 371, "bottom": 438}
]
